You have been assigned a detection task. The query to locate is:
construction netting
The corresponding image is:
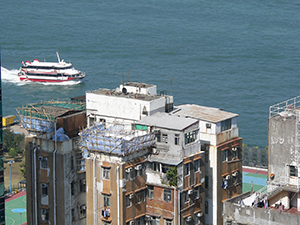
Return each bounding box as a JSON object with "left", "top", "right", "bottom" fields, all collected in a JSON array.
[
  {"left": 79, "top": 124, "right": 155, "bottom": 156},
  {"left": 16, "top": 99, "right": 85, "bottom": 133}
]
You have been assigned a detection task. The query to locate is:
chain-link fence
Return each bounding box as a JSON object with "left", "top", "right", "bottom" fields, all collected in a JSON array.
[{"left": 243, "top": 145, "right": 268, "bottom": 169}]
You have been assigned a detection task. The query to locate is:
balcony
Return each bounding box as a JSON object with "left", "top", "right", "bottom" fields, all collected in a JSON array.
[
  {"left": 217, "top": 127, "right": 239, "bottom": 145},
  {"left": 183, "top": 140, "right": 201, "bottom": 158}
]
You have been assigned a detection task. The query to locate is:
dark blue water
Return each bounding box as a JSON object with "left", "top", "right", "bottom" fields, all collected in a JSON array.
[{"left": 1, "top": 0, "right": 300, "bottom": 147}]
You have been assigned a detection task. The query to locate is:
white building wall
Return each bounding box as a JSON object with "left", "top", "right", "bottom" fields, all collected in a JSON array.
[{"left": 86, "top": 92, "right": 166, "bottom": 122}]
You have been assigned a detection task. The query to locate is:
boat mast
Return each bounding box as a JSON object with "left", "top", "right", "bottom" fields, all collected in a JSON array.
[{"left": 56, "top": 52, "right": 61, "bottom": 63}]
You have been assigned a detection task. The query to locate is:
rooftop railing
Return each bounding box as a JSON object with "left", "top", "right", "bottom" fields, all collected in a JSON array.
[{"left": 269, "top": 95, "right": 300, "bottom": 118}]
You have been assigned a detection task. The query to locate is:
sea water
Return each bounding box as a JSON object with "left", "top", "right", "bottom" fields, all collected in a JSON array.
[{"left": 1, "top": 0, "right": 300, "bottom": 147}]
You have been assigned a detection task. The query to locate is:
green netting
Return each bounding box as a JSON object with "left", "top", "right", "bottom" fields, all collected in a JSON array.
[{"left": 136, "top": 124, "right": 148, "bottom": 131}]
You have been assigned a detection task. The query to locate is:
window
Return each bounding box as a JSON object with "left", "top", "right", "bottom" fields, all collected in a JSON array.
[
  {"left": 204, "top": 145, "right": 209, "bottom": 163},
  {"left": 185, "top": 131, "right": 197, "bottom": 144},
  {"left": 184, "top": 191, "right": 189, "bottom": 203},
  {"left": 40, "top": 157, "right": 48, "bottom": 169},
  {"left": 126, "top": 168, "right": 132, "bottom": 180},
  {"left": 221, "top": 119, "right": 232, "bottom": 132},
  {"left": 147, "top": 186, "right": 154, "bottom": 199},
  {"left": 42, "top": 183, "right": 48, "bottom": 196},
  {"left": 136, "top": 216, "right": 145, "bottom": 225},
  {"left": 41, "top": 209, "right": 49, "bottom": 221},
  {"left": 232, "top": 147, "right": 238, "bottom": 159},
  {"left": 165, "top": 219, "right": 172, "bottom": 225},
  {"left": 155, "top": 130, "right": 161, "bottom": 142},
  {"left": 135, "top": 164, "right": 144, "bottom": 177},
  {"left": 164, "top": 189, "right": 172, "bottom": 202},
  {"left": 205, "top": 201, "right": 208, "bottom": 214},
  {"left": 184, "top": 163, "right": 190, "bottom": 176},
  {"left": 175, "top": 134, "right": 180, "bottom": 145},
  {"left": 71, "top": 181, "right": 75, "bottom": 195},
  {"left": 162, "top": 134, "right": 168, "bottom": 143},
  {"left": 194, "top": 186, "right": 200, "bottom": 199},
  {"left": 222, "top": 149, "right": 228, "bottom": 162},
  {"left": 71, "top": 208, "right": 75, "bottom": 221},
  {"left": 206, "top": 123, "right": 211, "bottom": 129},
  {"left": 194, "top": 159, "right": 200, "bottom": 172},
  {"left": 80, "top": 179, "right": 86, "bottom": 192},
  {"left": 104, "top": 194, "right": 110, "bottom": 206},
  {"left": 136, "top": 190, "right": 145, "bottom": 203},
  {"left": 126, "top": 195, "right": 132, "bottom": 207},
  {"left": 80, "top": 205, "right": 86, "bottom": 218},
  {"left": 71, "top": 156, "right": 74, "bottom": 170},
  {"left": 103, "top": 168, "right": 110, "bottom": 179},
  {"left": 195, "top": 215, "right": 200, "bottom": 224},
  {"left": 290, "top": 166, "right": 298, "bottom": 177},
  {"left": 205, "top": 176, "right": 208, "bottom": 188}
]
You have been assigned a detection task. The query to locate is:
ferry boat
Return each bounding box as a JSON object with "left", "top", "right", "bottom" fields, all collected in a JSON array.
[{"left": 18, "top": 52, "right": 85, "bottom": 82}]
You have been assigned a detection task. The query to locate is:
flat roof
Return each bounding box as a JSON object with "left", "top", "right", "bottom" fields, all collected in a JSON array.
[
  {"left": 172, "top": 104, "right": 238, "bottom": 123},
  {"left": 138, "top": 112, "right": 198, "bottom": 131},
  {"left": 123, "top": 82, "right": 156, "bottom": 88},
  {"left": 87, "top": 88, "right": 163, "bottom": 101}
]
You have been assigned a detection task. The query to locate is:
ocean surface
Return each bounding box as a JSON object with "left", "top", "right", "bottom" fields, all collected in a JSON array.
[{"left": 1, "top": 0, "right": 300, "bottom": 148}]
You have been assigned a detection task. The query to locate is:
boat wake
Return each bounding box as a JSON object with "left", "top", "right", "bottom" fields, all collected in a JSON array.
[{"left": 1, "top": 67, "right": 82, "bottom": 86}]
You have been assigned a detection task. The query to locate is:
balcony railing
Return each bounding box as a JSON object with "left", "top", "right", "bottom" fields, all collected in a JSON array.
[
  {"left": 217, "top": 127, "right": 239, "bottom": 145},
  {"left": 183, "top": 140, "right": 201, "bottom": 158}
]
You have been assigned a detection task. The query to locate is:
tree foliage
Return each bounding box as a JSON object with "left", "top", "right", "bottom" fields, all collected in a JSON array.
[
  {"left": 166, "top": 166, "right": 178, "bottom": 187},
  {"left": 3, "top": 129, "right": 25, "bottom": 154}
]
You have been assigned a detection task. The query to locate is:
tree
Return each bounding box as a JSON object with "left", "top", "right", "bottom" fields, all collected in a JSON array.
[
  {"left": 3, "top": 128, "right": 25, "bottom": 154},
  {"left": 8, "top": 148, "right": 18, "bottom": 159},
  {"left": 166, "top": 166, "right": 178, "bottom": 187}
]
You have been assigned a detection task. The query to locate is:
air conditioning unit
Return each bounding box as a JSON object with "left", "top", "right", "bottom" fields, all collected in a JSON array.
[
  {"left": 128, "top": 194, "right": 134, "bottom": 199},
  {"left": 80, "top": 205, "right": 86, "bottom": 210},
  {"left": 226, "top": 175, "right": 231, "bottom": 180},
  {"left": 196, "top": 212, "right": 203, "bottom": 217},
  {"left": 145, "top": 215, "right": 151, "bottom": 220},
  {"left": 232, "top": 147, "right": 237, "bottom": 151},
  {"left": 135, "top": 165, "right": 142, "bottom": 170},
  {"left": 232, "top": 171, "right": 238, "bottom": 177},
  {"left": 188, "top": 189, "right": 193, "bottom": 195},
  {"left": 38, "top": 156, "right": 43, "bottom": 160},
  {"left": 42, "top": 183, "right": 48, "bottom": 188},
  {"left": 186, "top": 216, "right": 192, "bottom": 222},
  {"left": 130, "top": 221, "right": 135, "bottom": 225},
  {"left": 152, "top": 148, "right": 158, "bottom": 154},
  {"left": 126, "top": 168, "right": 132, "bottom": 173}
]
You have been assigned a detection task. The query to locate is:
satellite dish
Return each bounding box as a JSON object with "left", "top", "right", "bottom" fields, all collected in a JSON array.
[{"left": 122, "top": 87, "right": 127, "bottom": 94}]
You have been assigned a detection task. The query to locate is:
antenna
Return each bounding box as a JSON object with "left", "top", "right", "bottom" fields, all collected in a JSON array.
[
  {"left": 128, "top": 70, "right": 130, "bottom": 82},
  {"left": 56, "top": 52, "right": 61, "bottom": 63}
]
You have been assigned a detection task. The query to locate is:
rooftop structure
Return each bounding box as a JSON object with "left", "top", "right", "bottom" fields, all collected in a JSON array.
[{"left": 172, "top": 104, "right": 238, "bottom": 123}]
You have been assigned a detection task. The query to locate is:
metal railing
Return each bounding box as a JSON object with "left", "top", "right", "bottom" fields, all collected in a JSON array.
[{"left": 269, "top": 95, "right": 300, "bottom": 118}]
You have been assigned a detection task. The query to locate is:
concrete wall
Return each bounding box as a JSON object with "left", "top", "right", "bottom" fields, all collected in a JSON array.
[
  {"left": 268, "top": 113, "right": 297, "bottom": 182},
  {"left": 223, "top": 200, "right": 300, "bottom": 225},
  {"left": 86, "top": 92, "right": 166, "bottom": 122}
]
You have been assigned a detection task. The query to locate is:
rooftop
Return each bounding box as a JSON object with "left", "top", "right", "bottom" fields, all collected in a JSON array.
[
  {"left": 87, "top": 88, "right": 164, "bottom": 102},
  {"left": 172, "top": 104, "right": 238, "bottom": 123},
  {"left": 138, "top": 112, "right": 198, "bottom": 131},
  {"left": 123, "top": 82, "right": 156, "bottom": 89}
]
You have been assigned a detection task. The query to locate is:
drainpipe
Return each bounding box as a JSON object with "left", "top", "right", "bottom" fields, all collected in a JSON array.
[
  {"left": 173, "top": 187, "right": 176, "bottom": 225},
  {"left": 93, "top": 155, "right": 97, "bottom": 225},
  {"left": 53, "top": 122, "right": 57, "bottom": 225},
  {"left": 34, "top": 146, "right": 38, "bottom": 225},
  {"left": 117, "top": 166, "right": 120, "bottom": 225}
]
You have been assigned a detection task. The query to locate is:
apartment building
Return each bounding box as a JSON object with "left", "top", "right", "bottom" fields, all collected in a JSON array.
[
  {"left": 171, "top": 104, "right": 243, "bottom": 225},
  {"left": 223, "top": 95, "right": 300, "bottom": 225},
  {"left": 18, "top": 99, "right": 87, "bottom": 225},
  {"left": 82, "top": 82, "right": 241, "bottom": 225}
]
